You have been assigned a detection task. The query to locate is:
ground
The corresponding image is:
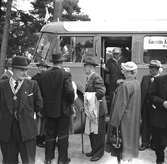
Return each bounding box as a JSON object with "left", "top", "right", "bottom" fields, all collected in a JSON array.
[{"left": 0, "top": 134, "right": 167, "bottom": 164}]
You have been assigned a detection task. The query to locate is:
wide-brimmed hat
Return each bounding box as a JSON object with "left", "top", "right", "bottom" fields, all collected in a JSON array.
[
  {"left": 12, "top": 56, "right": 29, "bottom": 70},
  {"left": 149, "top": 60, "right": 162, "bottom": 68},
  {"left": 121, "top": 61, "right": 137, "bottom": 71},
  {"left": 52, "top": 53, "right": 65, "bottom": 64},
  {"left": 83, "top": 56, "right": 99, "bottom": 66}
]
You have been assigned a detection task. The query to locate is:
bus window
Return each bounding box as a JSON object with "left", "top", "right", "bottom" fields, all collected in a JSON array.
[
  {"left": 35, "top": 33, "right": 54, "bottom": 62},
  {"left": 143, "top": 36, "right": 167, "bottom": 64},
  {"left": 34, "top": 34, "right": 94, "bottom": 64},
  {"left": 56, "top": 36, "right": 94, "bottom": 62}
]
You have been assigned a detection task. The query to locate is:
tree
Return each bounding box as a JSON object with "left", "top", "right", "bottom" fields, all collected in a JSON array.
[
  {"left": 0, "top": 0, "right": 90, "bottom": 75},
  {"left": 30, "top": 0, "right": 90, "bottom": 22},
  {"left": 0, "top": 0, "right": 13, "bottom": 75}
]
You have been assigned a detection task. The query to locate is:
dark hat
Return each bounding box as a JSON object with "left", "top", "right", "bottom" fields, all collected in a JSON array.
[
  {"left": 52, "top": 53, "right": 65, "bottom": 64},
  {"left": 83, "top": 56, "right": 99, "bottom": 66},
  {"left": 12, "top": 56, "right": 29, "bottom": 70},
  {"left": 149, "top": 60, "right": 162, "bottom": 68}
]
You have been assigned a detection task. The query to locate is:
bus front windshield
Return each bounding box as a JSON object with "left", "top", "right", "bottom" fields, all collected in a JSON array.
[{"left": 34, "top": 33, "right": 94, "bottom": 63}]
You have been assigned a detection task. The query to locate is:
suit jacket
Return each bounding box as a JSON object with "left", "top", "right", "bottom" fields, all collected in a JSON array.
[
  {"left": 141, "top": 75, "right": 153, "bottom": 118},
  {"left": 85, "top": 72, "right": 107, "bottom": 117},
  {"left": 0, "top": 79, "right": 43, "bottom": 142},
  {"left": 105, "top": 58, "right": 124, "bottom": 99},
  {"left": 37, "top": 67, "right": 74, "bottom": 118},
  {"left": 149, "top": 74, "right": 167, "bottom": 128}
]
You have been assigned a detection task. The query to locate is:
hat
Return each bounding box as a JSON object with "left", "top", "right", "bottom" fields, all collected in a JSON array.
[
  {"left": 149, "top": 60, "right": 162, "bottom": 68},
  {"left": 83, "top": 56, "right": 99, "bottom": 66},
  {"left": 12, "top": 56, "right": 29, "bottom": 70},
  {"left": 113, "top": 47, "right": 122, "bottom": 54},
  {"left": 106, "top": 47, "right": 113, "bottom": 54},
  {"left": 121, "top": 61, "right": 137, "bottom": 71},
  {"left": 52, "top": 53, "right": 65, "bottom": 64}
]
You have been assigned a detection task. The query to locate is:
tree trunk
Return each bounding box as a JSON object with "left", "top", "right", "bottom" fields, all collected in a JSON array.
[
  {"left": 0, "top": 0, "right": 13, "bottom": 75},
  {"left": 53, "top": 0, "right": 63, "bottom": 21}
]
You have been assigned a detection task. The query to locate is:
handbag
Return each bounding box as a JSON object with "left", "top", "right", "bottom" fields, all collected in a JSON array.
[{"left": 106, "top": 124, "right": 122, "bottom": 153}]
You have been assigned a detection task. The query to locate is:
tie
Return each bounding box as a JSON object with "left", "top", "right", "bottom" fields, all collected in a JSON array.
[{"left": 14, "top": 81, "right": 19, "bottom": 90}]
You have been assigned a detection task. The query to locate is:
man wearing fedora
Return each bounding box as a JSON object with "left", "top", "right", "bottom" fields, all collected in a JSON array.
[
  {"left": 0, "top": 56, "right": 43, "bottom": 164},
  {"left": 140, "top": 60, "right": 163, "bottom": 151},
  {"left": 83, "top": 55, "right": 107, "bottom": 161},
  {"left": 37, "top": 53, "right": 74, "bottom": 164}
]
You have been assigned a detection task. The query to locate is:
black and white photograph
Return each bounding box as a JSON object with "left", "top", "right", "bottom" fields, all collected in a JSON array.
[{"left": 1, "top": 0, "right": 167, "bottom": 163}]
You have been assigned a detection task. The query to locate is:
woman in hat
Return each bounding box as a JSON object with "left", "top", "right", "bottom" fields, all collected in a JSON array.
[
  {"left": 83, "top": 55, "right": 107, "bottom": 162},
  {"left": 108, "top": 61, "right": 141, "bottom": 163}
]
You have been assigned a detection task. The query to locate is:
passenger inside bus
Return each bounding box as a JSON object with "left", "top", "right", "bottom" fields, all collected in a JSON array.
[{"left": 103, "top": 47, "right": 131, "bottom": 114}]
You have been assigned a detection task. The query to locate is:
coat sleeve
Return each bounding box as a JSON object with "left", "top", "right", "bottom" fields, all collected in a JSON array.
[
  {"left": 110, "top": 84, "right": 129, "bottom": 127},
  {"left": 33, "top": 80, "right": 43, "bottom": 113},
  {"left": 63, "top": 72, "right": 75, "bottom": 104},
  {"left": 94, "top": 75, "right": 106, "bottom": 100}
]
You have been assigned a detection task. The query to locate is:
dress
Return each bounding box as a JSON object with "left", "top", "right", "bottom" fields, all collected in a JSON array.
[{"left": 110, "top": 79, "right": 141, "bottom": 160}]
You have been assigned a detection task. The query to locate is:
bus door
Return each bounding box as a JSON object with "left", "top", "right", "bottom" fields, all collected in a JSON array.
[
  {"left": 101, "top": 36, "right": 132, "bottom": 109},
  {"left": 101, "top": 36, "right": 132, "bottom": 67}
]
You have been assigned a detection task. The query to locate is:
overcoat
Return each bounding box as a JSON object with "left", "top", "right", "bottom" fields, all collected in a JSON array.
[
  {"left": 37, "top": 67, "right": 75, "bottom": 118},
  {"left": 0, "top": 79, "right": 43, "bottom": 142},
  {"left": 149, "top": 74, "right": 167, "bottom": 129},
  {"left": 110, "top": 79, "right": 141, "bottom": 159}
]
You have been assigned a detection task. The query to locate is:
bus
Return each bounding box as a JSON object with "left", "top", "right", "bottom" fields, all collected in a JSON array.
[
  {"left": 32, "top": 20, "right": 167, "bottom": 90},
  {"left": 31, "top": 21, "right": 167, "bottom": 131}
]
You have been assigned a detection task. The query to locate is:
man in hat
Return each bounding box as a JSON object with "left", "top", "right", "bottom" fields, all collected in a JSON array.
[
  {"left": 37, "top": 53, "right": 74, "bottom": 164},
  {"left": 149, "top": 72, "right": 167, "bottom": 164},
  {"left": 140, "top": 60, "right": 163, "bottom": 151},
  {"left": 103, "top": 47, "right": 125, "bottom": 114},
  {"left": 0, "top": 56, "right": 43, "bottom": 164},
  {"left": 83, "top": 55, "right": 107, "bottom": 161}
]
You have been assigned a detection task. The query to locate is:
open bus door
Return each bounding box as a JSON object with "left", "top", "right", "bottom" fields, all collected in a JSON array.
[{"left": 101, "top": 36, "right": 132, "bottom": 112}]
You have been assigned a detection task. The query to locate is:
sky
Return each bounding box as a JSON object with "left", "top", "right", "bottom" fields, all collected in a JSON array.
[{"left": 15, "top": 0, "right": 167, "bottom": 22}]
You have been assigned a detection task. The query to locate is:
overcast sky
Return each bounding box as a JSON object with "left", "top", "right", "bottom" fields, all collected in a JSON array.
[{"left": 15, "top": 0, "right": 167, "bottom": 21}]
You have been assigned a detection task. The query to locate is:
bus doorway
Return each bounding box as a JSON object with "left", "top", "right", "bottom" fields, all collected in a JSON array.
[
  {"left": 102, "top": 36, "right": 132, "bottom": 65},
  {"left": 101, "top": 36, "right": 132, "bottom": 113}
]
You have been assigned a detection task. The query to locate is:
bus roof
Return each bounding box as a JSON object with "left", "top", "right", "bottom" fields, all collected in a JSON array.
[{"left": 41, "top": 20, "right": 167, "bottom": 34}]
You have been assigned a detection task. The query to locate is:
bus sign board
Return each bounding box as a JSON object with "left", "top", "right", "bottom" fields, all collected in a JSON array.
[{"left": 144, "top": 36, "right": 167, "bottom": 49}]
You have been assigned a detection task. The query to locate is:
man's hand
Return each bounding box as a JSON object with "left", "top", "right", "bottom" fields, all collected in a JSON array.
[{"left": 163, "top": 101, "right": 167, "bottom": 109}]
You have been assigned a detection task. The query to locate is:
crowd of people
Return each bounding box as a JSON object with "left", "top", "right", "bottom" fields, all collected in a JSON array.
[{"left": 0, "top": 48, "right": 167, "bottom": 164}]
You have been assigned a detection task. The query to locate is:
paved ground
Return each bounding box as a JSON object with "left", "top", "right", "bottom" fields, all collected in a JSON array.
[{"left": 0, "top": 134, "right": 167, "bottom": 164}]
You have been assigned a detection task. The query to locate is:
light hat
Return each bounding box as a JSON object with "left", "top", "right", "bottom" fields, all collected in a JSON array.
[
  {"left": 149, "top": 60, "right": 162, "bottom": 68},
  {"left": 121, "top": 61, "right": 138, "bottom": 71}
]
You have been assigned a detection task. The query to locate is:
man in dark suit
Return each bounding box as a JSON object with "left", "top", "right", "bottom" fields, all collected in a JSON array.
[
  {"left": 0, "top": 56, "right": 43, "bottom": 164},
  {"left": 149, "top": 74, "right": 167, "bottom": 164},
  {"left": 103, "top": 47, "right": 124, "bottom": 113},
  {"left": 140, "top": 60, "right": 162, "bottom": 151},
  {"left": 37, "top": 53, "right": 74, "bottom": 164},
  {"left": 83, "top": 55, "right": 107, "bottom": 162}
]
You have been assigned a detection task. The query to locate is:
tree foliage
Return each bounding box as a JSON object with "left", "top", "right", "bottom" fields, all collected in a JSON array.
[{"left": 0, "top": 0, "right": 90, "bottom": 58}]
